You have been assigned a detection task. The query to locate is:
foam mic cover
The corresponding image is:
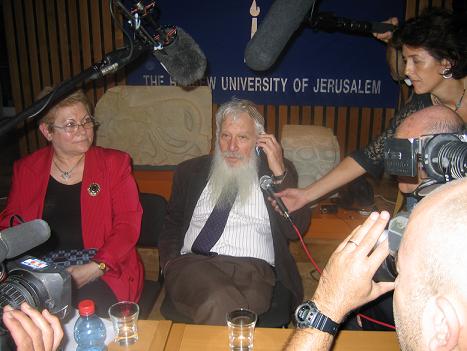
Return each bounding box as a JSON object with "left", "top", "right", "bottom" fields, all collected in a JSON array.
[
  {"left": 0, "top": 219, "right": 51, "bottom": 262},
  {"left": 153, "top": 27, "right": 207, "bottom": 86},
  {"left": 245, "top": 0, "right": 316, "bottom": 71}
]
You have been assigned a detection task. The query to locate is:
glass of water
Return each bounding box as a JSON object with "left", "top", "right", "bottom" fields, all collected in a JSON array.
[
  {"left": 226, "top": 308, "right": 257, "bottom": 351},
  {"left": 108, "top": 301, "right": 139, "bottom": 346}
]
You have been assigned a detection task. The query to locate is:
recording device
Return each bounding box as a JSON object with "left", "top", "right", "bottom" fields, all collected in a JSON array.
[
  {"left": 374, "top": 133, "right": 467, "bottom": 282},
  {"left": 0, "top": 221, "right": 71, "bottom": 349},
  {"left": 0, "top": 0, "right": 207, "bottom": 137},
  {"left": 245, "top": 0, "right": 316, "bottom": 71},
  {"left": 244, "top": 0, "right": 395, "bottom": 71},
  {"left": 0, "top": 256, "right": 71, "bottom": 317},
  {"left": 0, "top": 220, "right": 51, "bottom": 262},
  {"left": 384, "top": 133, "right": 467, "bottom": 195},
  {"left": 373, "top": 212, "right": 409, "bottom": 282},
  {"left": 113, "top": 0, "right": 207, "bottom": 86},
  {"left": 259, "top": 175, "right": 292, "bottom": 221}
]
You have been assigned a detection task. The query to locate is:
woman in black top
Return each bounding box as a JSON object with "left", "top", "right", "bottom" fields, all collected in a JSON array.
[{"left": 274, "top": 7, "right": 467, "bottom": 212}]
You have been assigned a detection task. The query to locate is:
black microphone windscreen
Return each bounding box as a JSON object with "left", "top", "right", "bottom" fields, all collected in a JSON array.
[
  {"left": 245, "top": 0, "right": 316, "bottom": 71},
  {"left": 153, "top": 27, "right": 207, "bottom": 86},
  {"left": 0, "top": 219, "right": 51, "bottom": 262}
]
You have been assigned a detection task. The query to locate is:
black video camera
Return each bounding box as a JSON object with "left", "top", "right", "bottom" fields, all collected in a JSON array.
[
  {"left": 373, "top": 212, "right": 409, "bottom": 282},
  {"left": 384, "top": 133, "right": 466, "bottom": 186},
  {"left": 374, "top": 133, "right": 467, "bottom": 282},
  {"left": 0, "top": 256, "right": 71, "bottom": 349}
]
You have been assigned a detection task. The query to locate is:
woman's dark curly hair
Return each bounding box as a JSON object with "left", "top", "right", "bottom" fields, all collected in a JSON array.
[{"left": 392, "top": 7, "right": 467, "bottom": 79}]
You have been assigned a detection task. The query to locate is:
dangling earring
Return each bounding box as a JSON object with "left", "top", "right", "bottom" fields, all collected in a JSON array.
[{"left": 442, "top": 68, "right": 453, "bottom": 79}]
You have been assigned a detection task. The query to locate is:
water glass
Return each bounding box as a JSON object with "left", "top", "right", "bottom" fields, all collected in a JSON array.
[
  {"left": 226, "top": 308, "right": 257, "bottom": 351},
  {"left": 108, "top": 301, "right": 139, "bottom": 346}
]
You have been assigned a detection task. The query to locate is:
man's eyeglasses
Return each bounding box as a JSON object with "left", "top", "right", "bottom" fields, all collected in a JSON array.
[{"left": 51, "top": 116, "right": 100, "bottom": 134}]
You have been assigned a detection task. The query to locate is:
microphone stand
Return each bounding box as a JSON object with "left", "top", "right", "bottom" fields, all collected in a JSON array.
[{"left": 0, "top": 41, "right": 153, "bottom": 138}]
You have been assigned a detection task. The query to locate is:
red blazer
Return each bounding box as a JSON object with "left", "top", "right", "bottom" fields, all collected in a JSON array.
[{"left": 0, "top": 146, "right": 144, "bottom": 302}]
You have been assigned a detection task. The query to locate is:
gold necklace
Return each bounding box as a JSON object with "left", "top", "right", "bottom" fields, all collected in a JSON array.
[{"left": 53, "top": 154, "right": 85, "bottom": 181}]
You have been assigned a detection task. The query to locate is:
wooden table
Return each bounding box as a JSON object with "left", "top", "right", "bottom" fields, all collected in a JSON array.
[
  {"left": 108, "top": 320, "right": 172, "bottom": 351},
  {"left": 164, "top": 324, "right": 400, "bottom": 351}
]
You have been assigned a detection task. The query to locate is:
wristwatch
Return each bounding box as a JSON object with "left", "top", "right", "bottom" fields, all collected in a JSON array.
[
  {"left": 272, "top": 170, "right": 287, "bottom": 184},
  {"left": 294, "top": 300, "right": 340, "bottom": 335},
  {"left": 93, "top": 260, "right": 107, "bottom": 272}
]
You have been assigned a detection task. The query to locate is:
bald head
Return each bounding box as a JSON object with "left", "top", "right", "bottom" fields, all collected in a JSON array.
[
  {"left": 394, "top": 106, "right": 464, "bottom": 194},
  {"left": 395, "top": 105, "right": 464, "bottom": 139},
  {"left": 394, "top": 178, "right": 467, "bottom": 350},
  {"left": 403, "top": 178, "right": 467, "bottom": 293}
]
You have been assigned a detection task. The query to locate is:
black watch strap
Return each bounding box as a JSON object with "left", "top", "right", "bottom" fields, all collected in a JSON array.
[{"left": 295, "top": 300, "right": 340, "bottom": 335}]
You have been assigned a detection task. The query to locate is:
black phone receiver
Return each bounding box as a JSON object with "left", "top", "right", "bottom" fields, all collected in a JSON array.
[
  {"left": 256, "top": 146, "right": 269, "bottom": 170},
  {"left": 255, "top": 146, "right": 264, "bottom": 157}
]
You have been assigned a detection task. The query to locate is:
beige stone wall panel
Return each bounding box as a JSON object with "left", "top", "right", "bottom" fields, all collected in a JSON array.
[{"left": 95, "top": 86, "right": 212, "bottom": 166}]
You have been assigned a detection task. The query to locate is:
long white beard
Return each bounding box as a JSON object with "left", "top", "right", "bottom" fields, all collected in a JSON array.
[{"left": 208, "top": 148, "right": 259, "bottom": 207}]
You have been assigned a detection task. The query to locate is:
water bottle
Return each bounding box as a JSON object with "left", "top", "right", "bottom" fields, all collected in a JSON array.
[{"left": 74, "top": 299, "right": 107, "bottom": 351}]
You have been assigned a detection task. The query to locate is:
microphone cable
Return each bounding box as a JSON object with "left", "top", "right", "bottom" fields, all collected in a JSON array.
[
  {"left": 287, "top": 213, "right": 396, "bottom": 330},
  {"left": 109, "top": 0, "right": 135, "bottom": 66}
]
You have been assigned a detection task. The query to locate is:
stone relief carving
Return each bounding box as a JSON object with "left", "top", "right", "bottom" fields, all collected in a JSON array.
[
  {"left": 95, "top": 85, "right": 212, "bottom": 166},
  {"left": 282, "top": 125, "right": 340, "bottom": 188}
]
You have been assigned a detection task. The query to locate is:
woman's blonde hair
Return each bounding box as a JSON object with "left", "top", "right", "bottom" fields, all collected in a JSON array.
[{"left": 37, "top": 88, "right": 94, "bottom": 130}]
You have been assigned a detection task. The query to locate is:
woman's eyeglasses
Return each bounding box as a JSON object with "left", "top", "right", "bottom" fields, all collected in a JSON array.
[{"left": 51, "top": 116, "right": 100, "bottom": 134}]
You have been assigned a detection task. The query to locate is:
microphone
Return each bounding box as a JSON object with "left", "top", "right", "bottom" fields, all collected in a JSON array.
[
  {"left": 0, "top": 220, "right": 51, "bottom": 262},
  {"left": 112, "top": 1, "right": 207, "bottom": 86},
  {"left": 259, "top": 175, "right": 291, "bottom": 221},
  {"left": 152, "top": 27, "right": 207, "bottom": 86},
  {"left": 245, "top": 0, "right": 316, "bottom": 71}
]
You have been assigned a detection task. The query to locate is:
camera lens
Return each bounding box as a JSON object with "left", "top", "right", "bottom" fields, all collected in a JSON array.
[{"left": 0, "top": 270, "right": 46, "bottom": 313}]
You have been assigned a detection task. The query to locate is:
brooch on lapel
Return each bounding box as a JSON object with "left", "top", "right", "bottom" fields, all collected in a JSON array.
[{"left": 87, "top": 183, "right": 101, "bottom": 197}]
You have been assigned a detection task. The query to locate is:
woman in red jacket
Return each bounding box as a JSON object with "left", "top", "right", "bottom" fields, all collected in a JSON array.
[{"left": 0, "top": 89, "right": 144, "bottom": 316}]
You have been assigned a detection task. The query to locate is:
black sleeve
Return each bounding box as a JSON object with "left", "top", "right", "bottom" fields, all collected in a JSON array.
[{"left": 158, "top": 162, "right": 189, "bottom": 270}]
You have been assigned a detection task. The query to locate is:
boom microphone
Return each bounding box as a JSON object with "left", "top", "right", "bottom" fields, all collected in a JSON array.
[
  {"left": 259, "top": 175, "right": 292, "bottom": 221},
  {"left": 245, "top": 0, "right": 316, "bottom": 71},
  {"left": 153, "top": 27, "right": 207, "bottom": 86},
  {"left": 0, "top": 220, "right": 51, "bottom": 262}
]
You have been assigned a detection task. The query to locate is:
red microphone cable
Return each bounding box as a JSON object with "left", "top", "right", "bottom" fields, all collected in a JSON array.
[{"left": 289, "top": 220, "right": 396, "bottom": 330}]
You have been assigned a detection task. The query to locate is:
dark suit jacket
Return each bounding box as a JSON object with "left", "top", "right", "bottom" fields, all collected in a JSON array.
[
  {"left": 0, "top": 145, "right": 144, "bottom": 302},
  {"left": 159, "top": 154, "right": 312, "bottom": 306}
]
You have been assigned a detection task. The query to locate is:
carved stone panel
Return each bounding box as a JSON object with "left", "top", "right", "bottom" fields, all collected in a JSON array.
[
  {"left": 281, "top": 125, "right": 340, "bottom": 188},
  {"left": 95, "top": 85, "right": 212, "bottom": 166}
]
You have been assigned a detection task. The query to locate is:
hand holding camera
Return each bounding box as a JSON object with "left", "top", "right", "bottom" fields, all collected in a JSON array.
[
  {"left": 2, "top": 302, "right": 63, "bottom": 351},
  {"left": 312, "top": 211, "right": 395, "bottom": 323}
]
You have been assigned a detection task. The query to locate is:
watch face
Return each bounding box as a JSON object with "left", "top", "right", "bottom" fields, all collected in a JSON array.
[
  {"left": 295, "top": 301, "right": 317, "bottom": 328},
  {"left": 294, "top": 301, "right": 340, "bottom": 335}
]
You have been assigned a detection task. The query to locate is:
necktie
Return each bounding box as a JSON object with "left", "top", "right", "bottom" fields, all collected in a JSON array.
[{"left": 191, "top": 184, "right": 238, "bottom": 255}]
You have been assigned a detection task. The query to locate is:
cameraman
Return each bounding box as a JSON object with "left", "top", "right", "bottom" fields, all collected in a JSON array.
[
  {"left": 286, "top": 178, "right": 467, "bottom": 350},
  {"left": 356, "top": 105, "right": 465, "bottom": 330},
  {"left": 2, "top": 303, "right": 63, "bottom": 351}
]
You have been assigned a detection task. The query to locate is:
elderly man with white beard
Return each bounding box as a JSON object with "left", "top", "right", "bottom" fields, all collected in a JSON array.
[{"left": 158, "top": 98, "right": 312, "bottom": 326}]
